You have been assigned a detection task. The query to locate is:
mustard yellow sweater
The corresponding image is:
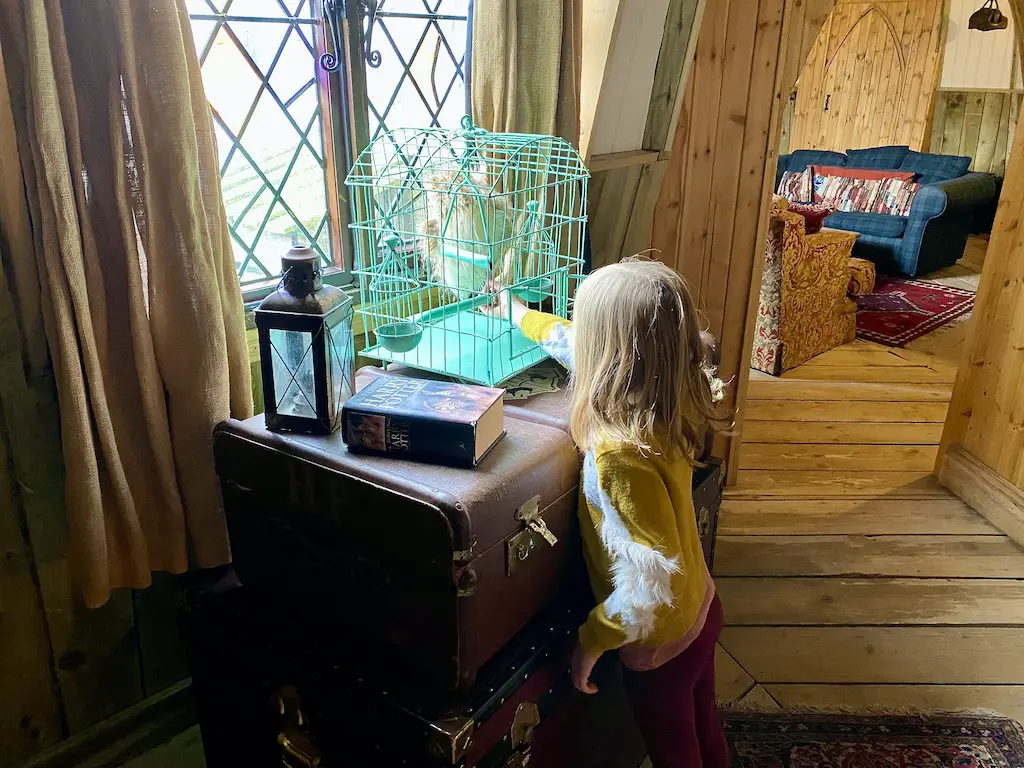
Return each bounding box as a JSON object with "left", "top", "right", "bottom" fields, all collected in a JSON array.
[{"left": 520, "top": 311, "right": 715, "bottom": 669}]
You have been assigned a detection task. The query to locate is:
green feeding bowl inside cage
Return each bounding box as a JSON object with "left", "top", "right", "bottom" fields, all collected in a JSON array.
[
  {"left": 513, "top": 276, "right": 555, "bottom": 303},
  {"left": 376, "top": 320, "right": 424, "bottom": 353}
]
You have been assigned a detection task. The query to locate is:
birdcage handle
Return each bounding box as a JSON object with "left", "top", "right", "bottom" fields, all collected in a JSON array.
[{"left": 459, "top": 115, "right": 487, "bottom": 137}]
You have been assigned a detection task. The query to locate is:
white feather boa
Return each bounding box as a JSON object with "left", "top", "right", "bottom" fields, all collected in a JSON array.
[{"left": 582, "top": 451, "right": 679, "bottom": 642}]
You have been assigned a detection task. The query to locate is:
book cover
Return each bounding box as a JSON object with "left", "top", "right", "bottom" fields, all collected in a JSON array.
[{"left": 341, "top": 375, "right": 505, "bottom": 466}]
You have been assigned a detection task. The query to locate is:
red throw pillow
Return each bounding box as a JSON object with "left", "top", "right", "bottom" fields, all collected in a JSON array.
[
  {"left": 787, "top": 202, "right": 833, "bottom": 234},
  {"left": 814, "top": 165, "right": 917, "bottom": 181}
]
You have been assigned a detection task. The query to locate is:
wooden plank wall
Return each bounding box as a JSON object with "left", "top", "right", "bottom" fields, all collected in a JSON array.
[
  {"left": 788, "top": 0, "right": 944, "bottom": 152},
  {"left": 930, "top": 89, "right": 1023, "bottom": 176},
  {"left": 941, "top": 0, "right": 1024, "bottom": 505},
  {"left": 651, "top": 0, "right": 833, "bottom": 471}
]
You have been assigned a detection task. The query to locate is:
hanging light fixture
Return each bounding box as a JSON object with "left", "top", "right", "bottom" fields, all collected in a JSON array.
[{"left": 969, "top": 0, "right": 1009, "bottom": 31}]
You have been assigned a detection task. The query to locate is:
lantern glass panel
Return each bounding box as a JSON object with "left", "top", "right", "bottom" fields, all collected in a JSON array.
[
  {"left": 327, "top": 312, "right": 354, "bottom": 413},
  {"left": 269, "top": 327, "right": 317, "bottom": 418}
]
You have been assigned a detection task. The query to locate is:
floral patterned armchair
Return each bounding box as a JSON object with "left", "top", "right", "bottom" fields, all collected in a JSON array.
[{"left": 751, "top": 196, "right": 859, "bottom": 375}]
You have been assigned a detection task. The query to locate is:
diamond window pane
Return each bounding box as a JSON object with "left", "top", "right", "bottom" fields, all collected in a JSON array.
[
  {"left": 190, "top": 0, "right": 470, "bottom": 287},
  {"left": 189, "top": 4, "right": 330, "bottom": 286},
  {"left": 367, "top": 5, "right": 470, "bottom": 140}
]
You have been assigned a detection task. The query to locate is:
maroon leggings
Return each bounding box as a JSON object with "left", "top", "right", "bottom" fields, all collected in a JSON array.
[{"left": 622, "top": 596, "right": 729, "bottom": 768}]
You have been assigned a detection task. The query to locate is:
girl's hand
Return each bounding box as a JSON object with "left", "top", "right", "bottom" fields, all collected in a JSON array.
[
  {"left": 571, "top": 640, "right": 601, "bottom": 695},
  {"left": 480, "top": 279, "right": 528, "bottom": 326}
]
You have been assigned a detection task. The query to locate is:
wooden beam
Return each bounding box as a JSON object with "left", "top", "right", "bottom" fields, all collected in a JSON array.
[
  {"left": 645, "top": 0, "right": 708, "bottom": 156},
  {"left": 588, "top": 149, "right": 661, "bottom": 173},
  {"left": 940, "top": 444, "right": 1024, "bottom": 548}
]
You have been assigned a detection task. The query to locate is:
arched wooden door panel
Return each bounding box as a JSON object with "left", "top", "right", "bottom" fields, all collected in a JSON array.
[{"left": 789, "top": 0, "right": 943, "bottom": 152}]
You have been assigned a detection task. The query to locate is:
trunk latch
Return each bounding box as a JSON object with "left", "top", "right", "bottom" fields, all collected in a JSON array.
[
  {"left": 516, "top": 496, "right": 558, "bottom": 545},
  {"left": 503, "top": 702, "right": 541, "bottom": 767}
]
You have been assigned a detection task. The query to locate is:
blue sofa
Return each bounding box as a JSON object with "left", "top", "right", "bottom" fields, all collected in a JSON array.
[{"left": 775, "top": 145, "right": 997, "bottom": 276}]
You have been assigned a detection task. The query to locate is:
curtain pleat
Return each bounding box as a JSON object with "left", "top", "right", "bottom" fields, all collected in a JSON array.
[{"left": 0, "top": 0, "right": 252, "bottom": 608}]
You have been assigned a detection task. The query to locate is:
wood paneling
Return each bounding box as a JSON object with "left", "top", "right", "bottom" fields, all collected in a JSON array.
[
  {"left": 789, "top": 0, "right": 944, "bottom": 151},
  {"left": 940, "top": 2, "right": 1024, "bottom": 521},
  {"left": 930, "top": 89, "right": 1023, "bottom": 176},
  {"left": 651, "top": 0, "right": 792, "bottom": 476}
]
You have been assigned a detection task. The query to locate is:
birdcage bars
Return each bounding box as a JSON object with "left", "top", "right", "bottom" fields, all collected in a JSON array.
[{"left": 346, "top": 116, "right": 588, "bottom": 386}]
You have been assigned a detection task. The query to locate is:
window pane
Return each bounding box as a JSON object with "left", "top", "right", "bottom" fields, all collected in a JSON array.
[
  {"left": 269, "top": 328, "right": 317, "bottom": 417},
  {"left": 188, "top": 4, "right": 333, "bottom": 286},
  {"left": 365, "top": 3, "right": 469, "bottom": 139}
]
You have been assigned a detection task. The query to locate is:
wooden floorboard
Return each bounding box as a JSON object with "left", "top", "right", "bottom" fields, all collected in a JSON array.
[
  {"left": 738, "top": 443, "right": 938, "bottom": 472},
  {"left": 741, "top": 421, "right": 944, "bottom": 445},
  {"left": 746, "top": 378, "right": 953, "bottom": 401},
  {"left": 720, "top": 627, "right": 1024, "bottom": 684},
  {"left": 715, "top": 645, "right": 755, "bottom": 705},
  {"left": 723, "top": 239, "right": 1024, "bottom": 713},
  {"left": 718, "top": 498, "right": 999, "bottom": 535},
  {"left": 717, "top": 578, "right": 1024, "bottom": 625},
  {"left": 714, "top": 535, "right": 1024, "bottom": 578},
  {"left": 743, "top": 400, "right": 950, "bottom": 423},
  {"left": 726, "top": 471, "right": 948, "bottom": 498},
  {"left": 778, "top": 365, "right": 955, "bottom": 383}
]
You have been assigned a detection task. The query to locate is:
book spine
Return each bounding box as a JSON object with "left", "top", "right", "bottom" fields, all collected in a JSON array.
[{"left": 343, "top": 408, "right": 476, "bottom": 465}]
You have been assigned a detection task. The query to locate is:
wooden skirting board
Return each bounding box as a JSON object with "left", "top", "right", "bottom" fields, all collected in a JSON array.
[
  {"left": 940, "top": 444, "right": 1024, "bottom": 549},
  {"left": 17, "top": 682, "right": 194, "bottom": 768}
]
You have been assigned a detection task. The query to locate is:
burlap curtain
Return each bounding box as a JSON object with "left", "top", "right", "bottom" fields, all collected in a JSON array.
[
  {"left": 471, "top": 0, "right": 582, "bottom": 144},
  {"left": 0, "top": 0, "right": 252, "bottom": 608}
]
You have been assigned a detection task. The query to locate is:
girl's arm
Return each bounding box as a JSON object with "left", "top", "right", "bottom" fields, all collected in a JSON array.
[
  {"left": 483, "top": 283, "right": 574, "bottom": 370},
  {"left": 519, "top": 310, "right": 574, "bottom": 371},
  {"left": 578, "top": 449, "right": 683, "bottom": 656}
]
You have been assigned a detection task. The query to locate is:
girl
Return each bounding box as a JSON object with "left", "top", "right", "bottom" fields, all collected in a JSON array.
[{"left": 485, "top": 258, "right": 729, "bottom": 768}]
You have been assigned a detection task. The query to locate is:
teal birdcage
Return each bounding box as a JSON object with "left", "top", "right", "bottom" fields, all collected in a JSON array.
[{"left": 346, "top": 116, "right": 589, "bottom": 386}]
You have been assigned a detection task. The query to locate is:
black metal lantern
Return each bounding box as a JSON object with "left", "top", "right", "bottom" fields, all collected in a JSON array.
[{"left": 255, "top": 246, "right": 355, "bottom": 434}]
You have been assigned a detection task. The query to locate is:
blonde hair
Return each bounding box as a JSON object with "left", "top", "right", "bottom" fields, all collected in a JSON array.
[{"left": 569, "top": 258, "right": 728, "bottom": 456}]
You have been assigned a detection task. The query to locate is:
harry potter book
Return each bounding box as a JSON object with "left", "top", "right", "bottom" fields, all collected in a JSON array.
[{"left": 341, "top": 374, "right": 505, "bottom": 467}]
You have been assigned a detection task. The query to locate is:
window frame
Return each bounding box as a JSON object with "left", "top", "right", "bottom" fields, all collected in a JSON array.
[{"left": 191, "top": 0, "right": 474, "bottom": 304}]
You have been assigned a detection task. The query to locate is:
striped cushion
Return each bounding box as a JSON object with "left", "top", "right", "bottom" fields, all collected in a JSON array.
[
  {"left": 814, "top": 174, "right": 884, "bottom": 212},
  {"left": 777, "top": 169, "right": 812, "bottom": 203},
  {"left": 872, "top": 177, "right": 920, "bottom": 216}
]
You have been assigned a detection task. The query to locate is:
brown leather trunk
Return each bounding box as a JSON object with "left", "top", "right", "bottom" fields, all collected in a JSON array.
[{"left": 214, "top": 378, "right": 581, "bottom": 694}]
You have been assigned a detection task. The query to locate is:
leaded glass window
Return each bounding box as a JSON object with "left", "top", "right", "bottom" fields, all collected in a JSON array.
[{"left": 187, "top": 0, "right": 471, "bottom": 297}]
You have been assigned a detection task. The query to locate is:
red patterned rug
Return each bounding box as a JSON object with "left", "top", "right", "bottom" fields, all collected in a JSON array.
[
  {"left": 855, "top": 277, "right": 975, "bottom": 346},
  {"left": 725, "top": 712, "right": 1024, "bottom": 767}
]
